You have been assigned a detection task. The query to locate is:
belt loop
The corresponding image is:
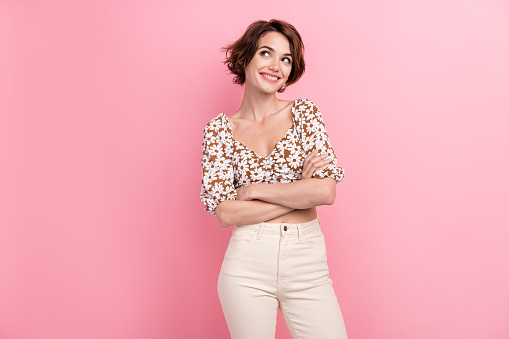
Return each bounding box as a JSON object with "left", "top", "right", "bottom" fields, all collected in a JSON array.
[
  {"left": 297, "top": 224, "right": 302, "bottom": 242},
  {"left": 257, "top": 222, "right": 265, "bottom": 240}
]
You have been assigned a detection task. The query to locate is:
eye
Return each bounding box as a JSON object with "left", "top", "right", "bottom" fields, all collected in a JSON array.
[
  {"left": 282, "top": 57, "right": 292, "bottom": 64},
  {"left": 260, "top": 50, "right": 270, "bottom": 57}
]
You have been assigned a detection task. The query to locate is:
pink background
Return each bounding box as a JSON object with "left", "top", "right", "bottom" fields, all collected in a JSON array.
[{"left": 1, "top": 1, "right": 508, "bottom": 338}]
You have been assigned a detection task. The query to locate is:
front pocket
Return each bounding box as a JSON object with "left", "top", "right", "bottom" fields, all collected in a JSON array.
[
  {"left": 303, "top": 232, "right": 326, "bottom": 248},
  {"left": 229, "top": 228, "right": 256, "bottom": 243}
]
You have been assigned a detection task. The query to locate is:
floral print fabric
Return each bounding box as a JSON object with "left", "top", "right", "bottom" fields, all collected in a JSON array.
[{"left": 200, "top": 99, "right": 344, "bottom": 215}]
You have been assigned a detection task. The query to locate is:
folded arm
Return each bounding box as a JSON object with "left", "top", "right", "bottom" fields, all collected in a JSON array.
[
  {"left": 215, "top": 178, "right": 335, "bottom": 227},
  {"left": 215, "top": 199, "right": 294, "bottom": 228},
  {"left": 249, "top": 178, "right": 336, "bottom": 209},
  {"left": 213, "top": 150, "right": 337, "bottom": 227},
  {"left": 244, "top": 149, "right": 337, "bottom": 209}
]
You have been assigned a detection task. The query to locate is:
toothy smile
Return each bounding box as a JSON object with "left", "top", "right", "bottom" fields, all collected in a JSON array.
[{"left": 260, "top": 73, "right": 280, "bottom": 82}]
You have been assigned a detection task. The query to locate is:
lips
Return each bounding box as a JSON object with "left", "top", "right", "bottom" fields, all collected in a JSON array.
[{"left": 260, "top": 72, "right": 280, "bottom": 83}]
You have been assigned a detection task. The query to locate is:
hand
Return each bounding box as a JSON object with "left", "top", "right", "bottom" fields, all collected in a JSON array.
[
  {"left": 301, "top": 149, "right": 333, "bottom": 179},
  {"left": 235, "top": 185, "right": 253, "bottom": 201}
]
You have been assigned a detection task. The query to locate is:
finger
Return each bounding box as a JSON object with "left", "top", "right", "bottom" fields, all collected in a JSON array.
[
  {"left": 305, "top": 153, "right": 327, "bottom": 166},
  {"left": 313, "top": 154, "right": 328, "bottom": 163},
  {"left": 302, "top": 164, "right": 314, "bottom": 179},
  {"left": 309, "top": 159, "right": 332, "bottom": 173},
  {"left": 320, "top": 157, "right": 333, "bottom": 164},
  {"left": 303, "top": 155, "right": 330, "bottom": 176},
  {"left": 310, "top": 163, "right": 332, "bottom": 175},
  {"left": 303, "top": 150, "right": 318, "bottom": 166},
  {"left": 303, "top": 151, "right": 332, "bottom": 177},
  {"left": 305, "top": 149, "right": 320, "bottom": 160},
  {"left": 307, "top": 156, "right": 332, "bottom": 169}
]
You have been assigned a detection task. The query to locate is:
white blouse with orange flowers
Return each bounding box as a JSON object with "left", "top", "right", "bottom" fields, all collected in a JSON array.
[{"left": 200, "top": 99, "right": 344, "bottom": 215}]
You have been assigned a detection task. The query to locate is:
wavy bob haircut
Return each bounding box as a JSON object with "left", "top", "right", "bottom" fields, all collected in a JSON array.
[{"left": 222, "top": 19, "right": 305, "bottom": 93}]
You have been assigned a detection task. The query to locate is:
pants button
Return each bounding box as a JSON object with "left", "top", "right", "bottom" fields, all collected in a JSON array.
[{"left": 283, "top": 225, "right": 287, "bottom": 231}]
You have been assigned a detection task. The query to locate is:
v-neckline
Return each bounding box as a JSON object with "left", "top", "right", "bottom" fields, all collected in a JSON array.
[{"left": 223, "top": 99, "right": 299, "bottom": 159}]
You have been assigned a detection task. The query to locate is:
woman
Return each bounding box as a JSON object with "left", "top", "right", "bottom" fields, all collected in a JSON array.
[{"left": 200, "top": 19, "right": 348, "bottom": 339}]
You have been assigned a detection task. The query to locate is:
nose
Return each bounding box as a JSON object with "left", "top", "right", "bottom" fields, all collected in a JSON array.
[{"left": 269, "top": 59, "right": 279, "bottom": 72}]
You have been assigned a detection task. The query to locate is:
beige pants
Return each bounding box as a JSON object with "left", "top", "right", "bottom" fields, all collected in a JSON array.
[{"left": 217, "top": 217, "right": 348, "bottom": 339}]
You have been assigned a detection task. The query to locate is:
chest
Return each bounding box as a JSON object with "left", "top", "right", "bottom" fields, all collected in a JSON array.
[
  {"left": 228, "top": 112, "right": 294, "bottom": 159},
  {"left": 230, "top": 126, "right": 305, "bottom": 187}
]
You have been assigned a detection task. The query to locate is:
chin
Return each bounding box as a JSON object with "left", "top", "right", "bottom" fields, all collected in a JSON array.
[
  {"left": 260, "top": 83, "right": 283, "bottom": 94},
  {"left": 261, "top": 88, "right": 279, "bottom": 95}
]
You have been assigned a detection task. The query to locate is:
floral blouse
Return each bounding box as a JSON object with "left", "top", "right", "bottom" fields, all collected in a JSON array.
[{"left": 200, "top": 98, "right": 344, "bottom": 215}]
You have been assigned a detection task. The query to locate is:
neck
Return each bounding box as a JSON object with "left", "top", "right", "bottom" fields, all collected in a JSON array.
[{"left": 238, "top": 84, "right": 283, "bottom": 123}]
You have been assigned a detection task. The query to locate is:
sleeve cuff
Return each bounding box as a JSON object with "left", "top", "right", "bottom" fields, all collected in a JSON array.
[{"left": 312, "top": 166, "right": 345, "bottom": 183}]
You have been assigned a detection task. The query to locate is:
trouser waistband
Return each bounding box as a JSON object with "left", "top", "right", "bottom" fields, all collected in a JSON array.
[{"left": 234, "top": 217, "right": 321, "bottom": 238}]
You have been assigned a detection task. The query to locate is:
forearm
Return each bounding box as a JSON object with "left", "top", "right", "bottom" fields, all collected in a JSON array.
[
  {"left": 215, "top": 199, "right": 294, "bottom": 228},
  {"left": 251, "top": 178, "right": 336, "bottom": 209}
]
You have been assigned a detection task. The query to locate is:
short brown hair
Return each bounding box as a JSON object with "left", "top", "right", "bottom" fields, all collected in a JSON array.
[{"left": 222, "top": 19, "right": 305, "bottom": 93}]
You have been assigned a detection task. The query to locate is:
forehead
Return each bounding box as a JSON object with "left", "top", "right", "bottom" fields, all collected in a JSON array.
[{"left": 258, "top": 31, "right": 291, "bottom": 52}]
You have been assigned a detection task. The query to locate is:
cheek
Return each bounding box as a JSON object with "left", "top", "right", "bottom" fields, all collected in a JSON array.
[
  {"left": 246, "top": 62, "right": 261, "bottom": 75},
  {"left": 244, "top": 64, "right": 257, "bottom": 78},
  {"left": 284, "top": 66, "right": 292, "bottom": 78}
]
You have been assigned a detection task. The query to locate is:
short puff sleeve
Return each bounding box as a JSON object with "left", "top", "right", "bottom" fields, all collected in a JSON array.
[
  {"left": 299, "top": 100, "right": 345, "bottom": 183},
  {"left": 200, "top": 115, "right": 237, "bottom": 215}
]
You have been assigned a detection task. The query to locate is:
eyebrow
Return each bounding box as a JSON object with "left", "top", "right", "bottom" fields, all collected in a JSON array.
[{"left": 258, "top": 45, "right": 292, "bottom": 57}]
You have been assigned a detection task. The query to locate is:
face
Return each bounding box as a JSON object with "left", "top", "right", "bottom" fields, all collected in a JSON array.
[{"left": 244, "top": 31, "right": 293, "bottom": 94}]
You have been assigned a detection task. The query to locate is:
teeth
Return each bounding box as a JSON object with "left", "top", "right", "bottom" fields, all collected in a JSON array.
[{"left": 262, "top": 74, "right": 278, "bottom": 80}]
